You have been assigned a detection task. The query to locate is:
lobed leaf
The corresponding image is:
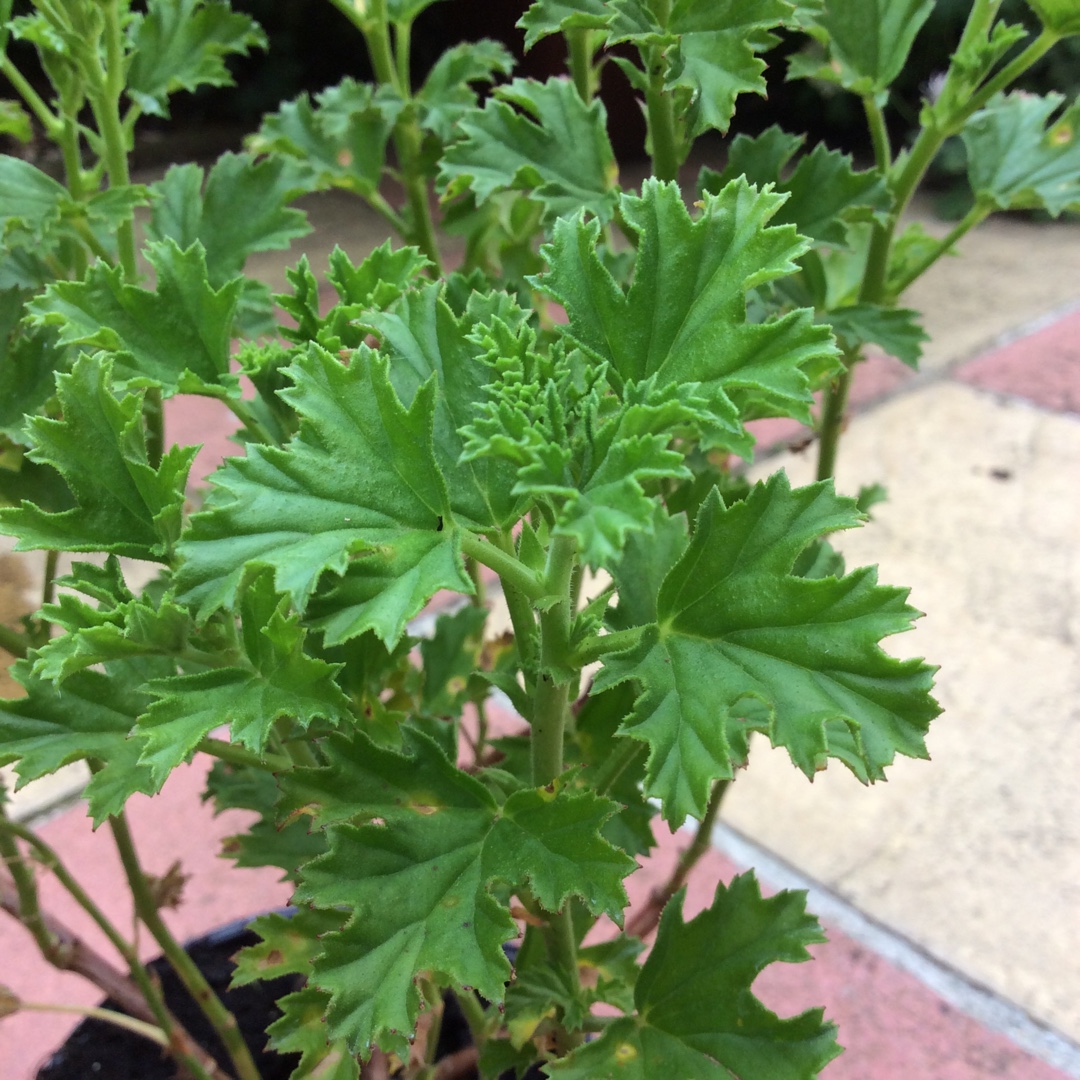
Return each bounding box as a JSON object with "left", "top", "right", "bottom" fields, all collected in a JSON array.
[
  {"left": 964, "top": 93, "right": 1080, "bottom": 217},
  {"left": 594, "top": 472, "right": 939, "bottom": 824},
  {"left": 538, "top": 178, "right": 837, "bottom": 450},
  {"left": 26, "top": 240, "right": 242, "bottom": 395},
  {"left": 548, "top": 876, "right": 841, "bottom": 1079},
  {"left": 175, "top": 345, "right": 471, "bottom": 643},
  {"left": 0, "top": 355, "right": 195, "bottom": 560},
  {"left": 439, "top": 77, "right": 618, "bottom": 224},
  {"left": 126, "top": 0, "right": 267, "bottom": 118},
  {"left": 283, "top": 731, "right": 633, "bottom": 1055}
]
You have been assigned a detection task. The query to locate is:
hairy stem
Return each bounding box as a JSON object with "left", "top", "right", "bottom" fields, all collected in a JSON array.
[
  {"left": 106, "top": 809, "right": 261, "bottom": 1080},
  {"left": 0, "top": 834, "right": 225, "bottom": 1080},
  {"left": 815, "top": 351, "right": 856, "bottom": 482},
  {"left": 567, "top": 28, "right": 597, "bottom": 102},
  {"left": 17, "top": 999, "right": 170, "bottom": 1046},
  {"left": 626, "top": 778, "right": 729, "bottom": 940},
  {"left": 889, "top": 200, "right": 990, "bottom": 297}
]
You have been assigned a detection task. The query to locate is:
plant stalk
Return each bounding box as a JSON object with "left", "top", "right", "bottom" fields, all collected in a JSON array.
[
  {"left": 626, "top": 778, "right": 729, "bottom": 940},
  {"left": 567, "top": 28, "right": 596, "bottom": 102},
  {"left": 815, "top": 353, "right": 856, "bottom": 482},
  {"left": 105, "top": 808, "right": 261, "bottom": 1080}
]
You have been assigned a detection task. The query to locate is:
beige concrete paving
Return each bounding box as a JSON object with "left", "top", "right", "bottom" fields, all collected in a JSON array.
[
  {"left": 903, "top": 206, "right": 1080, "bottom": 374},
  {"left": 727, "top": 383, "right": 1080, "bottom": 1040}
]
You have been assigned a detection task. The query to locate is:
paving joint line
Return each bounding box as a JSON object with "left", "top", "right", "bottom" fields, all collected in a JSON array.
[{"left": 711, "top": 821, "right": 1080, "bottom": 1079}]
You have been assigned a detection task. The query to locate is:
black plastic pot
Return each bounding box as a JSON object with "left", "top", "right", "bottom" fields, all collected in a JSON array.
[
  {"left": 36, "top": 914, "right": 303, "bottom": 1080},
  {"left": 36, "top": 916, "right": 544, "bottom": 1079}
]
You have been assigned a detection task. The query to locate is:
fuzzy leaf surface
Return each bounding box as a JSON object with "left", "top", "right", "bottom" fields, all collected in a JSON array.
[
  {"left": 547, "top": 876, "right": 841, "bottom": 1079},
  {"left": 148, "top": 153, "right": 310, "bottom": 285},
  {"left": 175, "top": 345, "right": 470, "bottom": 642},
  {"left": 126, "top": 0, "right": 266, "bottom": 118},
  {"left": 285, "top": 731, "right": 633, "bottom": 1055},
  {"left": 266, "top": 989, "right": 359, "bottom": 1080},
  {"left": 518, "top": 0, "right": 610, "bottom": 49},
  {"left": 416, "top": 40, "right": 515, "bottom": 142},
  {"left": 702, "top": 128, "right": 889, "bottom": 245},
  {"left": 0, "top": 356, "right": 194, "bottom": 559},
  {"left": 964, "top": 93, "right": 1080, "bottom": 217},
  {"left": 250, "top": 79, "right": 402, "bottom": 199},
  {"left": 594, "top": 473, "right": 938, "bottom": 823},
  {"left": 137, "top": 571, "right": 349, "bottom": 785},
  {"left": 439, "top": 77, "right": 618, "bottom": 223},
  {"left": 26, "top": 240, "right": 241, "bottom": 394},
  {"left": 0, "top": 659, "right": 159, "bottom": 824},
  {"left": 608, "top": 0, "right": 793, "bottom": 135},
  {"left": 538, "top": 179, "right": 836, "bottom": 448},
  {"left": 801, "top": 0, "right": 934, "bottom": 92}
]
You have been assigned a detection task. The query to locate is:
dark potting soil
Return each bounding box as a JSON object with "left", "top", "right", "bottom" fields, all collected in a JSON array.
[
  {"left": 36, "top": 915, "right": 303, "bottom": 1080},
  {"left": 36, "top": 917, "right": 544, "bottom": 1079}
]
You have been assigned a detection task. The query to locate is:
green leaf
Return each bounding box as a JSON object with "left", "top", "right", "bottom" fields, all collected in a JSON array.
[
  {"left": 137, "top": 571, "right": 349, "bottom": 786},
  {"left": 0, "top": 658, "right": 159, "bottom": 824},
  {"left": 0, "top": 156, "right": 67, "bottom": 242},
  {"left": 283, "top": 731, "right": 633, "bottom": 1055},
  {"left": 701, "top": 128, "right": 889, "bottom": 246},
  {"left": 365, "top": 285, "right": 523, "bottom": 530},
  {"left": 266, "top": 989, "right": 359, "bottom": 1080},
  {"left": 32, "top": 594, "right": 192, "bottom": 684},
  {"left": 416, "top": 40, "right": 515, "bottom": 143},
  {"left": 964, "top": 93, "right": 1080, "bottom": 217},
  {"left": 233, "top": 908, "right": 347, "bottom": 986},
  {"left": 823, "top": 303, "right": 927, "bottom": 369},
  {"left": 0, "top": 355, "right": 195, "bottom": 560},
  {"left": 547, "top": 876, "right": 841, "bottom": 1079},
  {"left": 175, "top": 345, "right": 471, "bottom": 643},
  {"left": 594, "top": 473, "right": 939, "bottom": 824},
  {"left": 1025, "top": 0, "right": 1080, "bottom": 35},
  {"left": 606, "top": 0, "right": 792, "bottom": 137},
  {"left": 420, "top": 605, "right": 487, "bottom": 716},
  {"left": 249, "top": 79, "right": 402, "bottom": 199},
  {"left": 0, "top": 100, "right": 33, "bottom": 143},
  {"left": 538, "top": 178, "right": 837, "bottom": 448},
  {"left": 205, "top": 761, "right": 326, "bottom": 879},
  {"left": 801, "top": 0, "right": 934, "bottom": 92},
  {"left": 518, "top": 0, "right": 610, "bottom": 50},
  {"left": 439, "top": 77, "right": 618, "bottom": 224},
  {"left": 126, "top": 0, "right": 267, "bottom": 118},
  {"left": 148, "top": 153, "right": 310, "bottom": 284},
  {"left": 26, "top": 240, "right": 242, "bottom": 394}
]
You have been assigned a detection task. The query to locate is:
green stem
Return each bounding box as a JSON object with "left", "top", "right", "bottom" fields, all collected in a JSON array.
[
  {"left": 0, "top": 825, "right": 55, "bottom": 961},
  {"left": 92, "top": 0, "right": 137, "bottom": 280},
  {"left": 889, "top": 200, "right": 990, "bottom": 297},
  {"left": 571, "top": 626, "right": 645, "bottom": 668},
  {"left": 0, "top": 819, "right": 221, "bottom": 1079},
  {"left": 223, "top": 396, "right": 277, "bottom": 447},
  {"left": 0, "top": 623, "right": 28, "bottom": 659},
  {"left": 106, "top": 809, "right": 261, "bottom": 1080},
  {"left": 143, "top": 386, "right": 165, "bottom": 471},
  {"left": 197, "top": 736, "right": 292, "bottom": 773},
  {"left": 567, "top": 28, "right": 596, "bottom": 102},
  {"left": 459, "top": 532, "right": 547, "bottom": 603},
  {"left": 815, "top": 350, "right": 857, "bottom": 482},
  {"left": 531, "top": 534, "right": 578, "bottom": 785},
  {"left": 644, "top": 49, "right": 681, "bottom": 182},
  {"left": 360, "top": 0, "right": 443, "bottom": 273},
  {"left": 863, "top": 94, "right": 892, "bottom": 172},
  {"left": 964, "top": 28, "right": 1061, "bottom": 118},
  {"left": 17, "top": 1000, "right": 169, "bottom": 1046},
  {"left": 0, "top": 54, "right": 62, "bottom": 137}
]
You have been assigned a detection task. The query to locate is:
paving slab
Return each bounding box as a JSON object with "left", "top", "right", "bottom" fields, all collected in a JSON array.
[{"left": 727, "top": 380, "right": 1080, "bottom": 1042}]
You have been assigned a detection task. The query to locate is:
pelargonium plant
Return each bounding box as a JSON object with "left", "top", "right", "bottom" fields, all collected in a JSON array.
[{"left": 1, "top": 0, "right": 1078, "bottom": 1077}]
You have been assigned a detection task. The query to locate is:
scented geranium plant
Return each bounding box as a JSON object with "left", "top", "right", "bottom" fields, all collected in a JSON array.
[{"left": 2, "top": 0, "right": 1079, "bottom": 1077}]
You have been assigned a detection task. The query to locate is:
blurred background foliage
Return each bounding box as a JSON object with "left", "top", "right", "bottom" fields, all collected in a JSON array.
[{"left": 3, "top": 0, "right": 1079, "bottom": 202}]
